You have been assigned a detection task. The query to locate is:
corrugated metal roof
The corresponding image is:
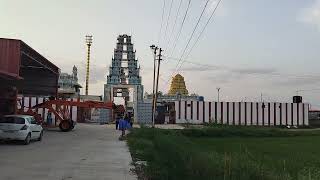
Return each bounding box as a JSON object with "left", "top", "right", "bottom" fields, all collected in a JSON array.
[
  {"left": 0, "top": 38, "right": 60, "bottom": 96},
  {"left": 0, "top": 38, "right": 21, "bottom": 79}
]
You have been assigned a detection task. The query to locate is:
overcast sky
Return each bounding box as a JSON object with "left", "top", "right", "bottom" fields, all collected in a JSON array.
[{"left": 1, "top": 0, "right": 320, "bottom": 108}]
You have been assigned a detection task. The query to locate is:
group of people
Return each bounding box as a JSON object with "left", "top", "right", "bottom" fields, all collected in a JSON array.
[{"left": 115, "top": 114, "right": 133, "bottom": 137}]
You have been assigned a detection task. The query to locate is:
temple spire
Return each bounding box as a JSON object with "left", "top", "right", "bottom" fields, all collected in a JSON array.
[{"left": 168, "top": 74, "right": 188, "bottom": 96}]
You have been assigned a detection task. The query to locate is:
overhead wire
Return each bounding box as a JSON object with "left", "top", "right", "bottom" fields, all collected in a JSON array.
[
  {"left": 168, "top": 0, "right": 192, "bottom": 57},
  {"left": 165, "top": 0, "right": 211, "bottom": 85},
  {"left": 165, "top": 0, "right": 183, "bottom": 51},
  {"left": 164, "top": 55, "right": 218, "bottom": 67},
  {"left": 177, "top": 0, "right": 223, "bottom": 71},
  {"left": 164, "top": 56, "right": 320, "bottom": 80},
  {"left": 162, "top": 0, "right": 174, "bottom": 47},
  {"left": 157, "top": 0, "right": 166, "bottom": 45},
  {"left": 158, "top": 0, "right": 191, "bottom": 86}
]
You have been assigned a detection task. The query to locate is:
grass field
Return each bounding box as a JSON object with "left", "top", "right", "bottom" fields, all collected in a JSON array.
[{"left": 127, "top": 126, "right": 320, "bottom": 180}]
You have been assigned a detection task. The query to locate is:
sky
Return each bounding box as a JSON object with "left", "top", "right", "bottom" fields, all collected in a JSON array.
[{"left": 1, "top": 0, "right": 320, "bottom": 108}]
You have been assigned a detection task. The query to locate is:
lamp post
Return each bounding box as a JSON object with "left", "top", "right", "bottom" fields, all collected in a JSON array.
[{"left": 85, "top": 35, "right": 93, "bottom": 96}]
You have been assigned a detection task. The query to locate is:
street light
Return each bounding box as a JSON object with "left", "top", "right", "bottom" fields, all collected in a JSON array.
[
  {"left": 85, "top": 35, "right": 93, "bottom": 45},
  {"left": 85, "top": 35, "right": 93, "bottom": 96}
]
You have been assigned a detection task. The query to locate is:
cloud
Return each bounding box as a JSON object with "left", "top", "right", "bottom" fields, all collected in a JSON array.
[
  {"left": 273, "top": 76, "right": 320, "bottom": 86},
  {"left": 231, "top": 67, "right": 277, "bottom": 75},
  {"left": 55, "top": 58, "right": 106, "bottom": 85},
  {"left": 88, "top": 63, "right": 107, "bottom": 84},
  {"left": 206, "top": 66, "right": 320, "bottom": 88},
  {"left": 298, "top": 0, "right": 320, "bottom": 30},
  {"left": 205, "top": 67, "right": 278, "bottom": 84},
  {"left": 180, "top": 65, "right": 221, "bottom": 72},
  {"left": 206, "top": 71, "right": 243, "bottom": 84},
  {"left": 140, "top": 66, "right": 153, "bottom": 73},
  {"left": 203, "top": 0, "right": 227, "bottom": 18}
]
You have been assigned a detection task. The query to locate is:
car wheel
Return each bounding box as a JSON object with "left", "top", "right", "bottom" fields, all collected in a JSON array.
[
  {"left": 59, "top": 120, "right": 72, "bottom": 132},
  {"left": 37, "top": 131, "right": 43, "bottom": 141},
  {"left": 24, "top": 133, "right": 31, "bottom": 145}
]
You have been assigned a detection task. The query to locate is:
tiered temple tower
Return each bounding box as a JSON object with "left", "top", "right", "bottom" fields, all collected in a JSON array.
[
  {"left": 104, "top": 34, "right": 144, "bottom": 121},
  {"left": 106, "top": 35, "right": 142, "bottom": 85},
  {"left": 168, "top": 74, "right": 189, "bottom": 96}
]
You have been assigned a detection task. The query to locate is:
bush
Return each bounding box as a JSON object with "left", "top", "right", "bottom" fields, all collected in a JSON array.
[{"left": 180, "top": 126, "right": 320, "bottom": 138}]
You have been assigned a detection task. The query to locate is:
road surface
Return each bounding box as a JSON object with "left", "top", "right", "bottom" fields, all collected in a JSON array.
[{"left": 0, "top": 123, "right": 137, "bottom": 180}]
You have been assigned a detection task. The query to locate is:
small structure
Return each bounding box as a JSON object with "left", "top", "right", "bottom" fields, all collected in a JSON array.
[
  {"left": 309, "top": 110, "right": 320, "bottom": 127},
  {"left": 145, "top": 92, "right": 202, "bottom": 103},
  {"left": 143, "top": 74, "right": 203, "bottom": 124},
  {"left": 145, "top": 73, "right": 204, "bottom": 103},
  {"left": 58, "top": 66, "right": 82, "bottom": 98}
]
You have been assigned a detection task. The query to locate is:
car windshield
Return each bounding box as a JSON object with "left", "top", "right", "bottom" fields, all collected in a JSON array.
[{"left": 0, "top": 117, "right": 25, "bottom": 124}]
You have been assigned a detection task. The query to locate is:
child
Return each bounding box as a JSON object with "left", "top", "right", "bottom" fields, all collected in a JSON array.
[{"left": 118, "top": 117, "right": 127, "bottom": 137}]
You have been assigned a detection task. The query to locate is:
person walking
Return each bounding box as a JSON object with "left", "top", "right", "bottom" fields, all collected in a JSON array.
[
  {"left": 47, "top": 112, "right": 52, "bottom": 125},
  {"left": 128, "top": 113, "right": 133, "bottom": 128},
  {"left": 115, "top": 117, "right": 119, "bottom": 130},
  {"left": 118, "top": 117, "right": 127, "bottom": 138}
]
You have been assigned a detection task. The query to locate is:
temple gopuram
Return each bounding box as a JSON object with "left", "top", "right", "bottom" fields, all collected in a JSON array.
[
  {"left": 145, "top": 74, "right": 203, "bottom": 102},
  {"left": 168, "top": 74, "right": 189, "bottom": 96}
]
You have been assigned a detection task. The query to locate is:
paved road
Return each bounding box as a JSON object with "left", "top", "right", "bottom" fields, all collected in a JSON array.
[{"left": 0, "top": 124, "right": 137, "bottom": 180}]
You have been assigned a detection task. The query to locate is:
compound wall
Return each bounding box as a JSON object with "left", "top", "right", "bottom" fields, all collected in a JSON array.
[{"left": 175, "top": 101, "right": 309, "bottom": 126}]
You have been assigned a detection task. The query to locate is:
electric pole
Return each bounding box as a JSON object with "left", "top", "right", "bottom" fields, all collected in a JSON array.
[
  {"left": 150, "top": 45, "right": 158, "bottom": 128},
  {"left": 85, "top": 35, "right": 93, "bottom": 96},
  {"left": 217, "top": 87, "right": 221, "bottom": 102},
  {"left": 152, "top": 48, "right": 163, "bottom": 128}
]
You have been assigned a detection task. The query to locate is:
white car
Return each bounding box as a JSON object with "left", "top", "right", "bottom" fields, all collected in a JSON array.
[{"left": 0, "top": 115, "right": 43, "bottom": 145}]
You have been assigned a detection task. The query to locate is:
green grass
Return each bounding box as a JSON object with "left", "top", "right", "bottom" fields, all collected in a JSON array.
[{"left": 127, "top": 126, "right": 320, "bottom": 180}]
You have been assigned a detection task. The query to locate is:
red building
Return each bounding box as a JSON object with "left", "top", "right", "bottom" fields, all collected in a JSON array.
[{"left": 0, "top": 38, "right": 59, "bottom": 116}]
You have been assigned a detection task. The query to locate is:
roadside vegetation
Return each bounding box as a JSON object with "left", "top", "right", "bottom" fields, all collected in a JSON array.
[{"left": 127, "top": 126, "right": 320, "bottom": 180}]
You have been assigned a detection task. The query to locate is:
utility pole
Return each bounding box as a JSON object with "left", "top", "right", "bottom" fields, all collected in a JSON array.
[
  {"left": 150, "top": 45, "right": 158, "bottom": 128},
  {"left": 217, "top": 87, "right": 221, "bottom": 102},
  {"left": 152, "top": 48, "right": 163, "bottom": 128},
  {"left": 85, "top": 35, "right": 93, "bottom": 96}
]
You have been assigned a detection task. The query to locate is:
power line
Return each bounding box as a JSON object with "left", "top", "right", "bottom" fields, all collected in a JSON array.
[
  {"left": 157, "top": 0, "right": 166, "bottom": 45},
  {"left": 178, "top": 0, "right": 223, "bottom": 71},
  {"left": 162, "top": 0, "right": 174, "bottom": 47},
  {"left": 165, "top": 0, "right": 183, "bottom": 51},
  {"left": 168, "top": 0, "right": 192, "bottom": 57},
  {"left": 298, "top": 88, "right": 320, "bottom": 92},
  {"left": 166, "top": 0, "right": 211, "bottom": 85},
  {"left": 164, "top": 56, "right": 320, "bottom": 80},
  {"left": 164, "top": 55, "right": 217, "bottom": 67}
]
